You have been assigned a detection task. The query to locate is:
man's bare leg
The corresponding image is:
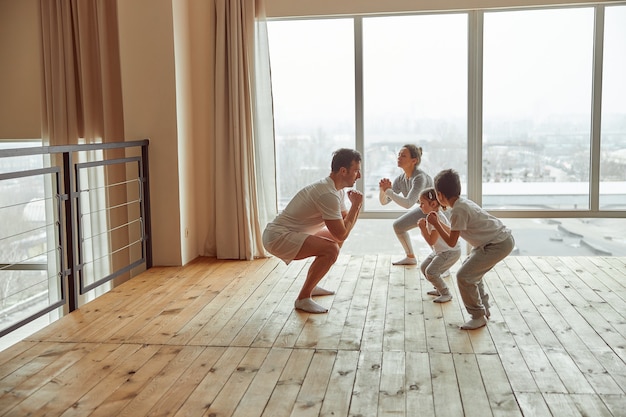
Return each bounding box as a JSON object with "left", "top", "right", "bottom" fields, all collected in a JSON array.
[{"left": 293, "top": 234, "right": 340, "bottom": 313}]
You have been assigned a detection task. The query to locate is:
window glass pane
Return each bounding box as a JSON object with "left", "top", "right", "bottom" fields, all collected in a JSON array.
[
  {"left": 267, "top": 19, "right": 355, "bottom": 210},
  {"left": 483, "top": 8, "right": 594, "bottom": 210},
  {"left": 600, "top": 5, "right": 626, "bottom": 210},
  {"left": 344, "top": 218, "right": 626, "bottom": 256},
  {"left": 0, "top": 139, "right": 55, "bottom": 349},
  {"left": 362, "top": 14, "right": 468, "bottom": 210},
  {"left": 505, "top": 218, "right": 626, "bottom": 256},
  {"left": 341, "top": 218, "right": 626, "bottom": 255}
]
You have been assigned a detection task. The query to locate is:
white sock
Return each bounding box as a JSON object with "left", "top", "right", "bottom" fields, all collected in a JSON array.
[
  {"left": 460, "top": 316, "right": 487, "bottom": 330},
  {"left": 392, "top": 256, "right": 417, "bottom": 266},
  {"left": 294, "top": 298, "right": 328, "bottom": 314},
  {"left": 312, "top": 286, "right": 335, "bottom": 296},
  {"left": 434, "top": 294, "right": 452, "bottom": 303}
]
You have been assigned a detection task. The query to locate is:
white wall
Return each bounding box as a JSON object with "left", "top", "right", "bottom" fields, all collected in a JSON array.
[
  {"left": 172, "top": 0, "right": 216, "bottom": 264},
  {"left": 172, "top": 0, "right": 195, "bottom": 264},
  {"left": 117, "top": 0, "right": 183, "bottom": 266},
  {"left": 184, "top": 0, "right": 216, "bottom": 261},
  {"left": 117, "top": 0, "right": 217, "bottom": 266}
]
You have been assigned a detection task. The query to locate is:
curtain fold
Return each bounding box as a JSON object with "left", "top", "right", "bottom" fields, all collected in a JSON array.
[
  {"left": 252, "top": 3, "right": 278, "bottom": 255},
  {"left": 39, "top": 0, "right": 124, "bottom": 145},
  {"left": 210, "top": 0, "right": 276, "bottom": 260},
  {"left": 39, "top": 0, "right": 127, "bottom": 300}
]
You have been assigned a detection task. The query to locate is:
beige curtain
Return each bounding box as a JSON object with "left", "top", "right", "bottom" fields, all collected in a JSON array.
[
  {"left": 39, "top": 0, "right": 128, "bottom": 299},
  {"left": 39, "top": 0, "right": 124, "bottom": 144},
  {"left": 210, "top": 0, "right": 276, "bottom": 260}
]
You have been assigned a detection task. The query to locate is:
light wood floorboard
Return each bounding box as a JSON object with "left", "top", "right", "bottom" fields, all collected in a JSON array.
[{"left": 0, "top": 255, "right": 625, "bottom": 416}]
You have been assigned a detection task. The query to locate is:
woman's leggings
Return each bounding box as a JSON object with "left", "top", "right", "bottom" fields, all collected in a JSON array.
[{"left": 392, "top": 206, "right": 427, "bottom": 256}]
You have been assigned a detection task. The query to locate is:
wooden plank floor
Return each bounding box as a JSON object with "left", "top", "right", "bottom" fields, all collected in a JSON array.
[{"left": 0, "top": 255, "right": 625, "bottom": 416}]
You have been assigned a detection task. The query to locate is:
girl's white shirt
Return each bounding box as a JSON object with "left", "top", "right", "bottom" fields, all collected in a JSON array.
[{"left": 427, "top": 210, "right": 461, "bottom": 254}]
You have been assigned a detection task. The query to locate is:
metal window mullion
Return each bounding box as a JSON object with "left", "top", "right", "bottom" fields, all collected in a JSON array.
[
  {"left": 468, "top": 11, "right": 484, "bottom": 204},
  {"left": 354, "top": 16, "right": 364, "bottom": 200},
  {"left": 590, "top": 5, "right": 605, "bottom": 211}
]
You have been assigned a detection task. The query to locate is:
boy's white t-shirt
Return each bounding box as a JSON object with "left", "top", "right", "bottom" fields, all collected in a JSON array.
[
  {"left": 450, "top": 197, "right": 510, "bottom": 248},
  {"left": 427, "top": 211, "right": 461, "bottom": 253}
]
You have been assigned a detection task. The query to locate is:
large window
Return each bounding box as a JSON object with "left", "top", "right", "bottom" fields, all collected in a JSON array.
[
  {"left": 483, "top": 7, "right": 595, "bottom": 210},
  {"left": 267, "top": 19, "right": 355, "bottom": 210},
  {"left": 267, "top": 4, "right": 626, "bottom": 256},
  {"left": 600, "top": 5, "right": 626, "bottom": 209},
  {"left": 363, "top": 14, "right": 467, "bottom": 210}
]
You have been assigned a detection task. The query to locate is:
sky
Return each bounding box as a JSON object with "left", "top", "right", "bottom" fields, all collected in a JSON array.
[{"left": 267, "top": 5, "right": 626, "bottom": 124}]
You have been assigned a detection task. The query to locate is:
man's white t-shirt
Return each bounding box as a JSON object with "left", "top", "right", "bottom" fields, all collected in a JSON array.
[{"left": 271, "top": 177, "right": 346, "bottom": 234}]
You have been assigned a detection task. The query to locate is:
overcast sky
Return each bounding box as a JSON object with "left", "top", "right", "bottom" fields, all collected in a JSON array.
[{"left": 268, "top": 5, "right": 626, "bottom": 124}]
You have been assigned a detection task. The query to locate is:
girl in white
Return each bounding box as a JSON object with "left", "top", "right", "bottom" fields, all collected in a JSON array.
[
  {"left": 427, "top": 169, "right": 515, "bottom": 330},
  {"left": 417, "top": 188, "right": 461, "bottom": 303}
]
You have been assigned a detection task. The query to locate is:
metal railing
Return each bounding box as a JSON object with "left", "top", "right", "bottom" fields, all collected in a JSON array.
[{"left": 0, "top": 140, "right": 152, "bottom": 338}]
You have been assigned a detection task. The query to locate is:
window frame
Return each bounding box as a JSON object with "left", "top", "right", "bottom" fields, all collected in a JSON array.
[{"left": 267, "top": 2, "right": 626, "bottom": 221}]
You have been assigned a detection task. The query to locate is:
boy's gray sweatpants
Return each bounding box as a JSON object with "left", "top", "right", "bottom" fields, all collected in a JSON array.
[{"left": 457, "top": 234, "right": 515, "bottom": 318}]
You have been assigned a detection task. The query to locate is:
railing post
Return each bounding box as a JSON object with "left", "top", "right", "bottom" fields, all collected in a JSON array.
[
  {"left": 141, "top": 141, "right": 153, "bottom": 269},
  {"left": 63, "top": 151, "right": 78, "bottom": 312}
]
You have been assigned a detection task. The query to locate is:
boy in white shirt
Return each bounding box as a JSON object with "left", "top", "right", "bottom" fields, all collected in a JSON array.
[{"left": 427, "top": 169, "right": 515, "bottom": 329}]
